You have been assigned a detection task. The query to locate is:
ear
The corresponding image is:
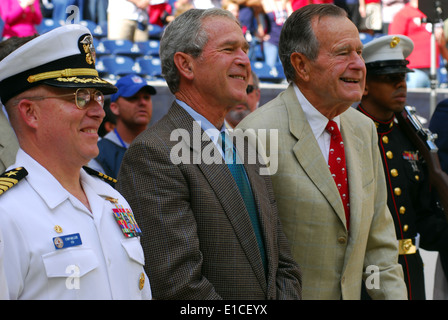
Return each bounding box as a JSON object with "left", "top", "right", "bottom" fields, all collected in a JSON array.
[
  {"left": 17, "top": 99, "right": 39, "bottom": 129},
  {"left": 109, "top": 102, "right": 120, "bottom": 116},
  {"left": 363, "top": 82, "right": 369, "bottom": 97},
  {"left": 290, "top": 52, "right": 310, "bottom": 82},
  {"left": 173, "top": 52, "right": 195, "bottom": 80}
]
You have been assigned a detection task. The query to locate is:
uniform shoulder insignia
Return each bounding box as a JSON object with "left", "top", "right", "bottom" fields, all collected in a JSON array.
[
  {"left": 0, "top": 167, "right": 28, "bottom": 195},
  {"left": 82, "top": 166, "right": 117, "bottom": 186}
]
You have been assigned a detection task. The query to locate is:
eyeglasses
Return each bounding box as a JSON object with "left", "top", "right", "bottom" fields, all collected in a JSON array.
[
  {"left": 16, "top": 88, "right": 104, "bottom": 109},
  {"left": 246, "top": 84, "right": 258, "bottom": 94}
]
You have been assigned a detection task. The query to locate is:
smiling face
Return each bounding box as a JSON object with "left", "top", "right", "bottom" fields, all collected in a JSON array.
[
  {"left": 301, "top": 15, "right": 366, "bottom": 117},
  {"left": 35, "top": 86, "right": 105, "bottom": 166},
  {"left": 190, "top": 16, "right": 251, "bottom": 109}
]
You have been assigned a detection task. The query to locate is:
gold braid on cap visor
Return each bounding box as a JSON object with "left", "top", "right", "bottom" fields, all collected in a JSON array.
[{"left": 27, "top": 68, "right": 99, "bottom": 83}]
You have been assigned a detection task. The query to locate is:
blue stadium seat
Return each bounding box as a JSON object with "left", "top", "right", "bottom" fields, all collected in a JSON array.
[
  {"left": 359, "top": 32, "right": 374, "bottom": 44},
  {"left": 100, "top": 39, "right": 142, "bottom": 58},
  {"left": 136, "top": 40, "right": 160, "bottom": 57},
  {"left": 251, "top": 61, "right": 285, "bottom": 83},
  {"left": 98, "top": 55, "right": 137, "bottom": 80},
  {"left": 135, "top": 57, "right": 163, "bottom": 80},
  {"left": 36, "top": 19, "right": 60, "bottom": 35},
  {"left": 149, "top": 24, "right": 164, "bottom": 39}
]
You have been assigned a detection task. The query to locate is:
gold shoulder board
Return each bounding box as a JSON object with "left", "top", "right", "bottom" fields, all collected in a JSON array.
[
  {"left": 0, "top": 167, "right": 28, "bottom": 195},
  {"left": 82, "top": 166, "right": 117, "bottom": 185}
]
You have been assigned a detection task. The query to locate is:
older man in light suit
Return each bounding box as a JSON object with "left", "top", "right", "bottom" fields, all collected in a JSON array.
[{"left": 238, "top": 4, "right": 407, "bottom": 299}]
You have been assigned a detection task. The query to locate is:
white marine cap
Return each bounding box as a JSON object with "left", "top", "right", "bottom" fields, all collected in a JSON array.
[{"left": 362, "top": 34, "right": 414, "bottom": 75}]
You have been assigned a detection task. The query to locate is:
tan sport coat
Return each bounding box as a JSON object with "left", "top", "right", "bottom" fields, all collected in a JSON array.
[
  {"left": 0, "top": 108, "right": 18, "bottom": 172},
  {"left": 237, "top": 84, "right": 407, "bottom": 300},
  {"left": 116, "top": 102, "right": 302, "bottom": 300}
]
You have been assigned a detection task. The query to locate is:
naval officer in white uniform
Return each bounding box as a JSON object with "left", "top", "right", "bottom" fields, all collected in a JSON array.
[{"left": 0, "top": 24, "right": 152, "bottom": 300}]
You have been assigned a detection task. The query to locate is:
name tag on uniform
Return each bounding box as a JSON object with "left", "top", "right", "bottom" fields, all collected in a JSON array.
[{"left": 53, "top": 233, "right": 82, "bottom": 250}]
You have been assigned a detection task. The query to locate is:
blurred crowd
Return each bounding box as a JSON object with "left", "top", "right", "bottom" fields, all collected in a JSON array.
[{"left": 1, "top": 0, "right": 448, "bottom": 88}]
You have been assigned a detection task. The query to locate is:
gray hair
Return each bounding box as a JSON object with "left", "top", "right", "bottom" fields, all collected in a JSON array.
[
  {"left": 279, "top": 4, "right": 347, "bottom": 83},
  {"left": 160, "top": 8, "right": 239, "bottom": 94}
]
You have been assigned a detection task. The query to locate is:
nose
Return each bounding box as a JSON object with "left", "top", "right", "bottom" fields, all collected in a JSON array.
[{"left": 86, "top": 99, "right": 105, "bottom": 120}]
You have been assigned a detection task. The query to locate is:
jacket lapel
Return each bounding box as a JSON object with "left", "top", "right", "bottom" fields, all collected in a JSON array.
[
  {"left": 167, "top": 102, "right": 268, "bottom": 291},
  {"left": 283, "top": 86, "right": 348, "bottom": 230}
]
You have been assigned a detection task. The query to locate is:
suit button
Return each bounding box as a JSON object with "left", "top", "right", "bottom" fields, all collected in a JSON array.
[{"left": 338, "top": 236, "right": 347, "bottom": 244}]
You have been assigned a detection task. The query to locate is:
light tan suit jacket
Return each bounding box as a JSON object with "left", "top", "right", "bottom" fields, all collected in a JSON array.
[{"left": 238, "top": 84, "right": 407, "bottom": 300}]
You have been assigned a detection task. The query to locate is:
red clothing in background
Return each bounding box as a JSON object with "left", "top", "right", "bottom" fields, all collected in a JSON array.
[
  {"left": 0, "top": 0, "right": 42, "bottom": 39},
  {"left": 389, "top": 4, "right": 439, "bottom": 69}
]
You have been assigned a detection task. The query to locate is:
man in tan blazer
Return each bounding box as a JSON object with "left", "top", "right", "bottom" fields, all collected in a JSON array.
[
  {"left": 116, "top": 8, "right": 302, "bottom": 300},
  {"left": 238, "top": 4, "right": 407, "bottom": 299}
]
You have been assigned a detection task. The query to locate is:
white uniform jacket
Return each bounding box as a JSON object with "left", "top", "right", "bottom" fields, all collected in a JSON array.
[{"left": 0, "top": 149, "right": 152, "bottom": 300}]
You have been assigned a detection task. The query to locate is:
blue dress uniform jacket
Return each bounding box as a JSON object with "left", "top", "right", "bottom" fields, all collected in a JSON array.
[
  {"left": 358, "top": 105, "right": 448, "bottom": 300},
  {"left": 0, "top": 149, "right": 152, "bottom": 300}
]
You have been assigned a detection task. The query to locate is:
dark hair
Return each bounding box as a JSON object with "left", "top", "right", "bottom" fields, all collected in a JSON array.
[
  {"left": 279, "top": 4, "right": 347, "bottom": 83},
  {"left": 0, "top": 35, "right": 38, "bottom": 61}
]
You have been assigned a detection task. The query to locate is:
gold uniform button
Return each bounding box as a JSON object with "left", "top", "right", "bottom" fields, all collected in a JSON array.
[
  {"left": 399, "top": 206, "right": 406, "bottom": 214},
  {"left": 139, "top": 272, "right": 145, "bottom": 290},
  {"left": 391, "top": 169, "right": 398, "bottom": 177},
  {"left": 403, "top": 224, "right": 409, "bottom": 232},
  {"left": 394, "top": 187, "right": 402, "bottom": 196},
  {"left": 386, "top": 151, "right": 393, "bottom": 159},
  {"left": 382, "top": 136, "right": 389, "bottom": 144},
  {"left": 415, "top": 175, "right": 420, "bottom": 181}
]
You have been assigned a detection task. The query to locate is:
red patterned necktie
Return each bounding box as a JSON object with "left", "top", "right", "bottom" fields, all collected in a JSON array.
[{"left": 326, "top": 120, "right": 350, "bottom": 230}]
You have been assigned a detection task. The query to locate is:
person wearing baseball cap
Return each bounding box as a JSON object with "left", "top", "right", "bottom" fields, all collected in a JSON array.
[
  {"left": 0, "top": 24, "right": 152, "bottom": 300},
  {"left": 358, "top": 34, "right": 448, "bottom": 300},
  {"left": 89, "top": 74, "right": 157, "bottom": 180}
]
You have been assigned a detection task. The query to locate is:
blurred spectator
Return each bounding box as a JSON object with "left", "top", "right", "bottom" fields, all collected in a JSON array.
[
  {"left": 261, "top": 0, "right": 292, "bottom": 68},
  {"left": 233, "top": 0, "right": 264, "bottom": 60},
  {"left": 84, "top": 0, "right": 108, "bottom": 25},
  {"left": 334, "top": 0, "right": 366, "bottom": 30},
  {"left": 148, "top": 0, "right": 174, "bottom": 27},
  {"left": 173, "top": 0, "right": 194, "bottom": 17},
  {"left": 291, "top": 0, "right": 334, "bottom": 11},
  {"left": 291, "top": 0, "right": 312, "bottom": 11},
  {"left": 389, "top": 0, "right": 448, "bottom": 88},
  {"left": 381, "top": 0, "right": 406, "bottom": 34},
  {"left": 89, "top": 74, "right": 156, "bottom": 179},
  {"left": 0, "top": 0, "right": 42, "bottom": 39},
  {"left": 107, "top": 0, "right": 149, "bottom": 42},
  {"left": 98, "top": 97, "right": 116, "bottom": 138},
  {"left": 225, "top": 70, "right": 261, "bottom": 128},
  {"left": 222, "top": 0, "right": 240, "bottom": 19}
]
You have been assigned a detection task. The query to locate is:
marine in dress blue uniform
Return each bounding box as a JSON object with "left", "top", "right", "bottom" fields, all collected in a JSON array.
[
  {"left": 0, "top": 24, "right": 151, "bottom": 299},
  {"left": 358, "top": 35, "right": 448, "bottom": 300}
]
